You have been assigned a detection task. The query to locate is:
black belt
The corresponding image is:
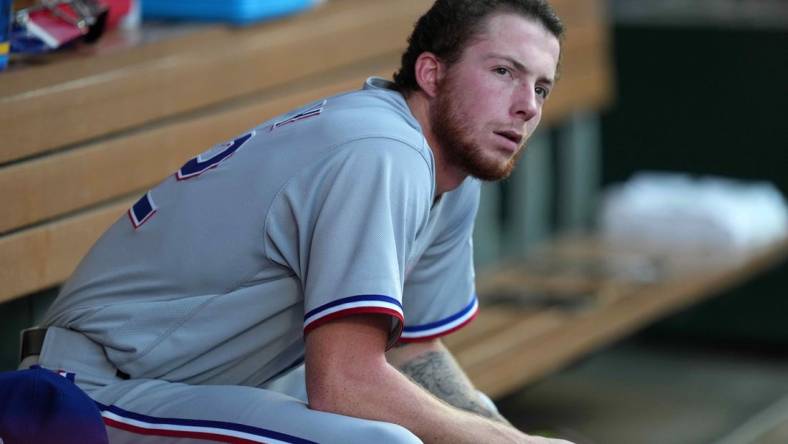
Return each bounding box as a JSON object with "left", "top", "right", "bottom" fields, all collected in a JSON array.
[
  {"left": 20, "top": 327, "right": 130, "bottom": 380},
  {"left": 20, "top": 328, "right": 47, "bottom": 362}
]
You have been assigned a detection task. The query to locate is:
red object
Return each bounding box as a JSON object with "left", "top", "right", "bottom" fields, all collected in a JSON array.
[
  {"left": 23, "top": 0, "right": 134, "bottom": 50},
  {"left": 100, "top": 0, "right": 132, "bottom": 29},
  {"left": 26, "top": 8, "right": 84, "bottom": 48},
  {"left": 50, "top": 0, "right": 133, "bottom": 31}
]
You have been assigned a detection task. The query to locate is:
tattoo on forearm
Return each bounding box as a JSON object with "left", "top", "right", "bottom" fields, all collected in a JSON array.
[{"left": 398, "top": 350, "right": 509, "bottom": 423}]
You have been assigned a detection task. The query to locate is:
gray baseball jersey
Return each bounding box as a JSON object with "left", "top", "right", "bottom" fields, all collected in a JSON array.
[{"left": 42, "top": 77, "right": 480, "bottom": 389}]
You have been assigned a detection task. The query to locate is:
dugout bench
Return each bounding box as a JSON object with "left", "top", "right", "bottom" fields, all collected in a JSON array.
[
  {"left": 4, "top": 0, "right": 785, "bottom": 398},
  {"left": 447, "top": 235, "right": 788, "bottom": 398}
]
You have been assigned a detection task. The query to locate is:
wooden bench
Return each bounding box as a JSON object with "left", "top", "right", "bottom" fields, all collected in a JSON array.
[{"left": 446, "top": 235, "right": 788, "bottom": 397}]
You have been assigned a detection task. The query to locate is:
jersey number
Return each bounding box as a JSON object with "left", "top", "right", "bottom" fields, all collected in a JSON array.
[{"left": 128, "top": 132, "right": 255, "bottom": 229}]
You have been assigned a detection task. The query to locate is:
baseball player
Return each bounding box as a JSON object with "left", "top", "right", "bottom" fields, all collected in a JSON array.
[{"left": 19, "top": 1, "right": 569, "bottom": 442}]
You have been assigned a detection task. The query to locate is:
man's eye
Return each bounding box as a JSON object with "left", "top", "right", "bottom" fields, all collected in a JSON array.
[
  {"left": 536, "top": 86, "right": 549, "bottom": 99},
  {"left": 494, "top": 67, "right": 510, "bottom": 76}
]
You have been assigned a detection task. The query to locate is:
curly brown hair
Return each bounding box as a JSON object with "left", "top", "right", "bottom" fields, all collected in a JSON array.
[{"left": 393, "top": 0, "right": 563, "bottom": 94}]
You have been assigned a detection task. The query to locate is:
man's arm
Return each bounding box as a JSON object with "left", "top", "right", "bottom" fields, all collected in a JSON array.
[
  {"left": 386, "top": 338, "right": 511, "bottom": 424},
  {"left": 305, "top": 313, "right": 572, "bottom": 444}
]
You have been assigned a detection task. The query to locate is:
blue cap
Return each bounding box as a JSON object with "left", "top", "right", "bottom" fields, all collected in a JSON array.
[{"left": 0, "top": 366, "right": 108, "bottom": 444}]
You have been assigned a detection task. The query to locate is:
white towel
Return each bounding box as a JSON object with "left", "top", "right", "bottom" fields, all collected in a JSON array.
[{"left": 599, "top": 172, "right": 788, "bottom": 253}]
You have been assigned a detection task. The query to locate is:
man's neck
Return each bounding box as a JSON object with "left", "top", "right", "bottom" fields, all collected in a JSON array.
[{"left": 405, "top": 91, "right": 468, "bottom": 196}]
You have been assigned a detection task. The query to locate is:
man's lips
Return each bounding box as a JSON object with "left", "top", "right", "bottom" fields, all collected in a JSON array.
[{"left": 494, "top": 130, "right": 524, "bottom": 147}]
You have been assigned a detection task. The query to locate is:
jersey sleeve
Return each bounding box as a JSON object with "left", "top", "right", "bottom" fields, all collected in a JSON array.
[
  {"left": 265, "top": 139, "right": 433, "bottom": 348},
  {"left": 399, "top": 180, "right": 481, "bottom": 343}
]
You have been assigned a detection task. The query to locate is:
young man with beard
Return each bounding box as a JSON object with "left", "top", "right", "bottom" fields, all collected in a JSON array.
[{"left": 19, "top": 0, "right": 571, "bottom": 442}]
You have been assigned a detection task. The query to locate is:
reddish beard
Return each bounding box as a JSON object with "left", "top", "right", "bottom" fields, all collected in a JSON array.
[{"left": 430, "top": 75, "right": 524, "bottom": 182}]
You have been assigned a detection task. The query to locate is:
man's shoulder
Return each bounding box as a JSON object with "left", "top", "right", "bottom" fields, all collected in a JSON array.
[
  {"left": 257, "top": 79, "right": 427, "bottom": 164},
  {"left": 323, "top": 85, "right": 421, "bottom": 139},
  {"left": 307, "top": 84, "right": 433, "bottom": 173}
]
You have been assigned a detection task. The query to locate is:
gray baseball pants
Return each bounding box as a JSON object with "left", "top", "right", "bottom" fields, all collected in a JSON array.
[{"left": 22, "top": 327, "right": 422, "bottom": 444}]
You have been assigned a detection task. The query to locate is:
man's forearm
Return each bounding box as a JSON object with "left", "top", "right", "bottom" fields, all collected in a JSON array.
[
  {"left": 306, "top": 315, "right": 541, "bottom": 443},
  {"left": 309, "top": 354, "right": 527, "bottom": 443},
  {"left": 395, "top": 348, "right": 511, "bottom": 424}
]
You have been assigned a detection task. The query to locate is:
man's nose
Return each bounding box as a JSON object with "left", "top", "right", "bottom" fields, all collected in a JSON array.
[{"left": 511, "top": 86, "right": 539, "bottom": 123}]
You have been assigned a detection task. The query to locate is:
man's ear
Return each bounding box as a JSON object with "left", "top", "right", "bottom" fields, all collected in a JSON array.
[{"left": 414, "top": 52, "right": 444, "bottom": 98}]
